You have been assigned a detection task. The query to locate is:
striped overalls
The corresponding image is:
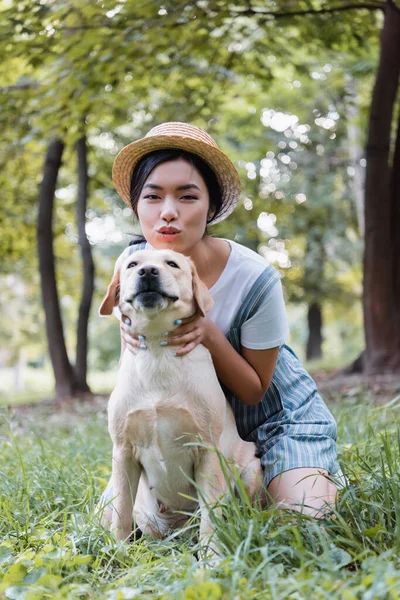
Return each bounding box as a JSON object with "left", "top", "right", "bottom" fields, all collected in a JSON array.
[{"left": 221, "top": 261, "right": 338, "bottom": 485}]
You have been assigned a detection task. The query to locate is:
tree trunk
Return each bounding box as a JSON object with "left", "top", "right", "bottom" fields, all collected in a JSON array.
[
  {"left": 342, "top": 350, "right": 365, "bottom": 375},
  {"left": 37, "top": 138, "right": 77, "bottom": 400},
  {"left": 75, "top": 135, "right": 94, "bottom": 393},
  {"left": 306, "top": 302, "right": 323, "bottom": 361},
  {"left": 390, "top": 107, "right": 400, "bottom": 359},
  {"left": 303, "top": 217, "right": 325, "bottom": 361},
  {"left": 363, "top": 0, "right": 400, "bottom": 373}
]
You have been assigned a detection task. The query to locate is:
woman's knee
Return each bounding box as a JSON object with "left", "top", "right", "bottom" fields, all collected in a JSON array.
[{"left": 267, "top": 467, "right": 337, "bottom": 517}]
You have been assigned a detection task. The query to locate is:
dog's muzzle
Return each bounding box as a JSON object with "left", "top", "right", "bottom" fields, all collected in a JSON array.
[{"left": 127, "top": 266, "right": 179, "bottom": 309}]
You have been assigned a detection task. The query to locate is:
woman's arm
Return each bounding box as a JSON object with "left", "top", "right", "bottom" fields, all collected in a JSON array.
[
  {"left": 170, "top": 317, "right": 279, "bottom": 406},
  {"left": 204, "top": 321, "right": 278, "bottom": 406}
]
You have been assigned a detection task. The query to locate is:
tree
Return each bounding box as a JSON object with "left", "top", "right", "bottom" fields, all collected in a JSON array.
[
  {"left": 212, "top": 59, "right": 364, "bottom": 361},
  {"left": 37, "top": 138, "right": 79, "bottom": 399},
  {"left": 2, "top": 0, "right": 235, "bottom": 398},
  {"left": 2, "top": 0, "right": 398, "bottom": 387},
  {"left": 75, "top": 134, "right": 94, "bottom": 392},
  {"left": 201, "top": 0, "right": 400, "bottom": 371},
  {"left": 363, "top": 0, "right": 400, "bottom": 372}
]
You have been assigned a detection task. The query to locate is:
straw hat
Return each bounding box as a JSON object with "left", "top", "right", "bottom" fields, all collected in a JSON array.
[{"left": 112, "top": 122, "right": 241, "bottom": 225}]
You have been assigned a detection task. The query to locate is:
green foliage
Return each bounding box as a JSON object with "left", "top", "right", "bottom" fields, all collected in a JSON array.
[
  {"left": 0, "top": 0, "right": 383, "bottom": 368},
  {"left": 212, "top": 55, "right": 368, "bottom": 314}
]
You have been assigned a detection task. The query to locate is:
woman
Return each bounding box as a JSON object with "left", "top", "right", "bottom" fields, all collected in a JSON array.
[{"left": 109, "top": 121, "right": 338, "bottom": 515}]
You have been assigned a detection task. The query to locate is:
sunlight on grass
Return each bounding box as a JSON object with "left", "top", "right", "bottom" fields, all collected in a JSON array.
[
  {"left": 1, "top": 392, "right": 400, "bottom": 598},
  {"left": 0, "top": 368, "right": 118, "bottom": 405}
]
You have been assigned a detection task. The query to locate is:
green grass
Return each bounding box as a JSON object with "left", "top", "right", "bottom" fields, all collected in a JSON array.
[{"left": 1, "top": 391, "right": 400, "bottom": 599}]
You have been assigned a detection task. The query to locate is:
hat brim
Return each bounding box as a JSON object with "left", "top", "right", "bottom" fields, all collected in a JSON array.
[{"left": 112, "top": 135, "right": 241, "bottom": 225}]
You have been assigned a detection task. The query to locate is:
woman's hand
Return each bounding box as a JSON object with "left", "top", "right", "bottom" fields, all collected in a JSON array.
[
  {"left": 120, "top": 316, "right": 146, "bottom": 355},
  {"left": 164, "top": 314, "right": 213, "bottom": 356},
  {"left": 120, "top": 313, "right": 214, "bottom": 357}
]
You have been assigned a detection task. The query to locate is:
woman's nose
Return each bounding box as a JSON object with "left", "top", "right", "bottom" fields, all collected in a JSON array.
[{"left": 160, "top": 197, "right": 178, "bottom": 221}]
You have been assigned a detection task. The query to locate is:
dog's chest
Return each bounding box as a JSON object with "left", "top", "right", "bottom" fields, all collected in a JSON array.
[
  {"left": 133, "top": 347, "right": 179, "bottom": 384},
  {"left": 109, "top": 345, "right": 225, "bottom": 509},
  {"left": 124, "top": 405, "right": 201, "bottom": 508},
  {"left": 124, "top": 403, "right": 202, "bottom": 453},
  {"left": 110, "top": 345, "right": 224, "bottom": 445},
  {"left": 118, "top": 345, "right": 212, "bottom": 399}
]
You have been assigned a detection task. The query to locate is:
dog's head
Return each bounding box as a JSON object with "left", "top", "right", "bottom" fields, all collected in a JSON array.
[{"left": 99, "top": 249, "right": 213, "bottom": 332}]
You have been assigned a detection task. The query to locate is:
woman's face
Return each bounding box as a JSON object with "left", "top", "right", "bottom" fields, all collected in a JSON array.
[{"left": 136, "top": 158, "right": 212, "bottom": 255}]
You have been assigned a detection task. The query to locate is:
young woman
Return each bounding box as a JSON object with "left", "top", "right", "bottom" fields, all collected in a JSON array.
[{"left": 109, "top": 121, "right": 338, "bottom": 515}]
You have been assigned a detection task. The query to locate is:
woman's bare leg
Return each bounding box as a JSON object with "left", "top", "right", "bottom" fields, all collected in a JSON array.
[{"left": 267, "top": 468, "right": 337, "bottom": 517}]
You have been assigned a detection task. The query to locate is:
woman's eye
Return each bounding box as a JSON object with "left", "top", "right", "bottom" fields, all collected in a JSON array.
[
  {"left": 127, "top": 261, "right": 137, "bottom": 269},
  {"left": 166, "top": 261, "right": 179, "bottom": 269},
  {"left": 144, "top": 195, "right": 160, "bottom": 200},
  {"left": 181, "top": 195, "right": 197, "bottom": 201}
]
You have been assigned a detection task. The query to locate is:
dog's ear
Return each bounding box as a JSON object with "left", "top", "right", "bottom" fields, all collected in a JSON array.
[
  {"left": 190, "top": 260, "right": 214, "bottom": 317},
  {"left": 99, "top": 271, "right": 120, "bottom": 316},
  {"left": 99, "top": 252, "right": 128, "bottom": 316}
]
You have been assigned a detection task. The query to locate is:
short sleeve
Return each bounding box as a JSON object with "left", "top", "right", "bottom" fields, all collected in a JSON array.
[{"left": 241, "top": 279, "right": 289, "bottom": 350}]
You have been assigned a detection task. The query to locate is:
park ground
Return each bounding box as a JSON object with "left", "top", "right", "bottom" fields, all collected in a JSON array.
[{"left": 1, "top": 372, "right": 400, "bottom": 599}]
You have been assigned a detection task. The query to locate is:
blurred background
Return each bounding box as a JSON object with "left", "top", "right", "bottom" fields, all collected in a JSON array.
[{"left": 1, "top": 0, "right": 399, "bottom": 402}]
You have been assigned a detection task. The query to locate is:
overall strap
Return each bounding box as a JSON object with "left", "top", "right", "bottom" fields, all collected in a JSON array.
[{"left": 231, "top": 264, "right": 281, "bottom": 330}]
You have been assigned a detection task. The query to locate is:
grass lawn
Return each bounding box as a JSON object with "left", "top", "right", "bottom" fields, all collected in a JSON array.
[{"left": 1, "top": 385, "right": 400, "bottom": 599}]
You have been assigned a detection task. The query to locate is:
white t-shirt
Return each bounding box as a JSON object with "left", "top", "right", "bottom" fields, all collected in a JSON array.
[
  {"left": 114, "top": 239, "right": 289, "bottom": 350},
  {"left": 207, "top": 240, "right": 289, "bottom": 349}
]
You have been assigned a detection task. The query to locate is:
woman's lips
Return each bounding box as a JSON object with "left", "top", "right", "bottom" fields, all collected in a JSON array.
[
  {"left": 157, "top": 233, "right": 179, "bottom": 240},
  {"left": 156, "top": 229, "right": 181, "bottom": 240}
]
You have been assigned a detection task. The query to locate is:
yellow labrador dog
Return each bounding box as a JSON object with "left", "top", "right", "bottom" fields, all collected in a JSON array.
[{"left": 99, "top": 248, "right": 263, "bottom": 551}]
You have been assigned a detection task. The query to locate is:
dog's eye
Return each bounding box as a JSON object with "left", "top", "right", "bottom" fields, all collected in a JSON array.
[
  {"left": 166, "top": 261, "right": 179, "bottom": 269},
  {"left": 127, "top": 261, "right": 138, "bottom": 269}
]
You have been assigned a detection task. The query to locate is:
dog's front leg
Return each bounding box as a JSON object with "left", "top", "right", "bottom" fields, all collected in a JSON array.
[
  {"left": 111, "top": 443, "right": 141, "bottom": 541},
  {"left": 194, "top": 450, "right": 227, "bottom": 557}
]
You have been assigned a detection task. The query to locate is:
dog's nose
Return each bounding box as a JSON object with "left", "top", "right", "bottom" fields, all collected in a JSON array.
[{"left": 138, "top": 266, "right": 159, "bottom": 278}]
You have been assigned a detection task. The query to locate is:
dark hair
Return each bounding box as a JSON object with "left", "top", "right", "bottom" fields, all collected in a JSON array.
[{"left": 129, "top": 149, "right": 222, "bottom": 224}]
